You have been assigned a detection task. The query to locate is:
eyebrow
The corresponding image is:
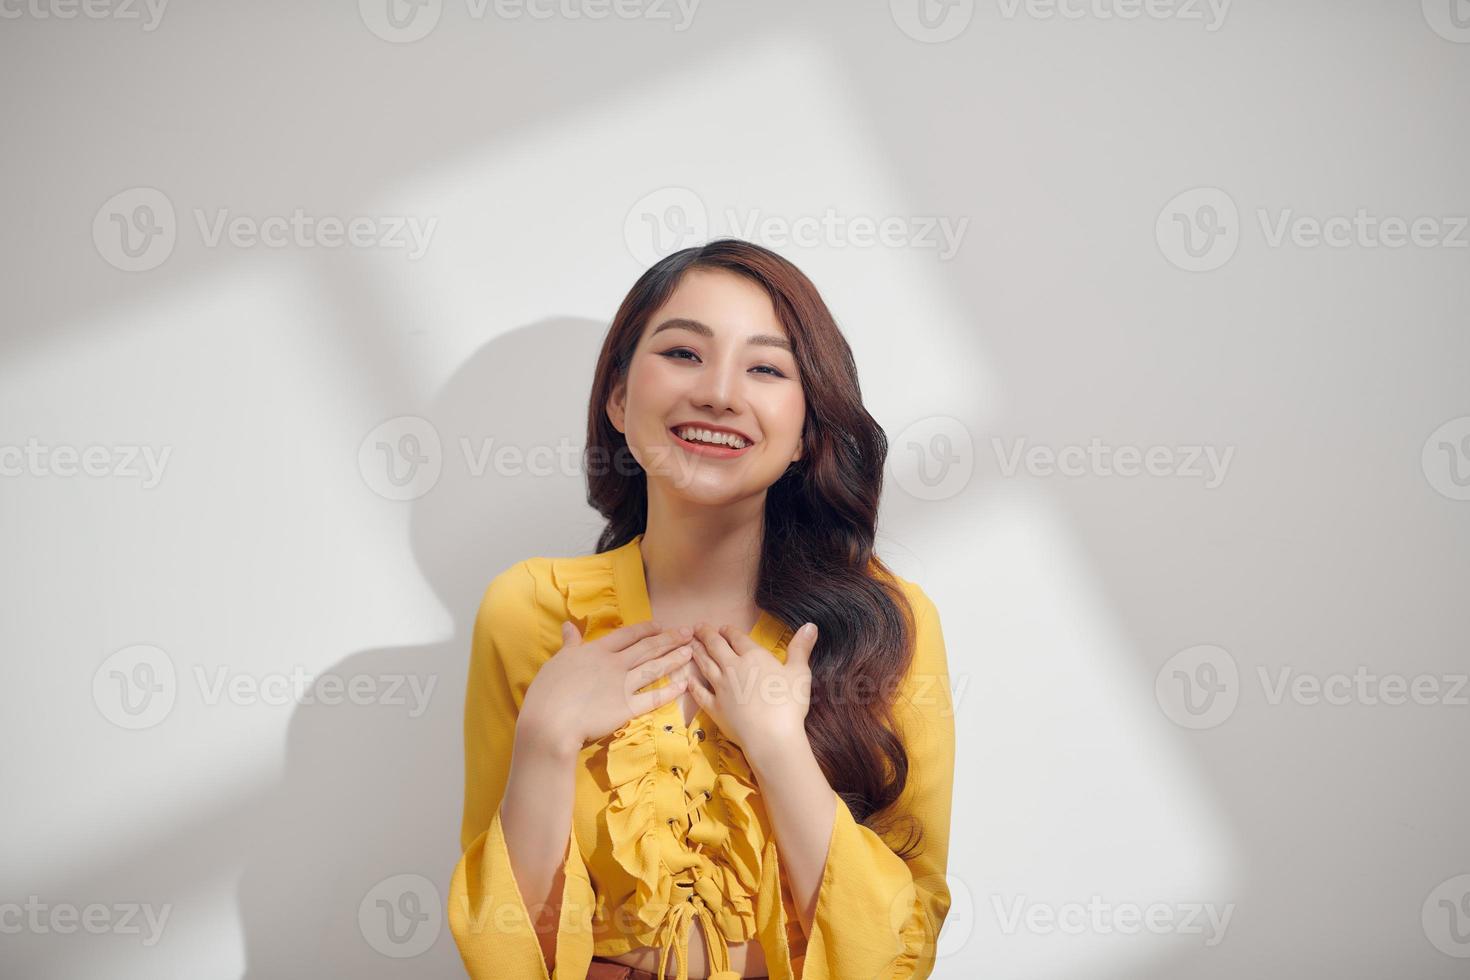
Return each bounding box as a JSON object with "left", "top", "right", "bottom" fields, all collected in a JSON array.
[{"left": 648, "top": 317, "right": 793, "bottom": 353}]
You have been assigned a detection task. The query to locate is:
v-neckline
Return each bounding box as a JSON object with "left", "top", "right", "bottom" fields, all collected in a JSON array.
[{"left": 609, "top": 532, "right": 788, "bottom": 734}]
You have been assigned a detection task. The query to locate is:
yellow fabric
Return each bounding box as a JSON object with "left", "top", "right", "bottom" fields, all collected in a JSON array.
[{"left": 448, "top": 533, "right": 956, "bottom": 979}]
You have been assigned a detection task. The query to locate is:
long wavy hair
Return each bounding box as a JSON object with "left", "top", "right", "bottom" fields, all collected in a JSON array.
[{"left": 584, "top": 238, "right": 923, "bottom": 859}]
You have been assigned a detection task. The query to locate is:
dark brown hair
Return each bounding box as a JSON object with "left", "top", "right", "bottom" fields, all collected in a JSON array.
[{"left": 584, "top": 238, "right": 923, "bottom": 858}]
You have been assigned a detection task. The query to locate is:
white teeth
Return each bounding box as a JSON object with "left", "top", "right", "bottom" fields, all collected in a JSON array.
[{"left": 676, "top": 426, "right": 749, "bottom": 449}]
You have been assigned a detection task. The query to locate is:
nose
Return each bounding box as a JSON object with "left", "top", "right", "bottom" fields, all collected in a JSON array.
[{"left": 689, "top": 351, "right": 744, "bottom": 416}]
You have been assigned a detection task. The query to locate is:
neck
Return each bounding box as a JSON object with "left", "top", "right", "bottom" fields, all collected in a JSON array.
[{"left": 639, "top": 483, "right": 766, "bottom": 616}]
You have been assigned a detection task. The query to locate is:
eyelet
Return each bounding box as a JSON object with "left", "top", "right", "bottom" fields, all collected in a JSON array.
[
  {"left": 663, "top": 724, "right": 674, "bottom": 732},
  {"left": 671, "top": 766, "right": 680, "bottom": 776},
  {"left": 704, "top": 790, "right": 712, "bottom": 799},
  {"left": 694, "top": 729, "right": 705, "bottom": 741}
]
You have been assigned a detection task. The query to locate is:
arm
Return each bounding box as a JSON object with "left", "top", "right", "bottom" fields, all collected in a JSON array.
[
  {"left": 750, "top": 583, "right": 957, "bottom": 979},
  {"left": 448, "top": 563, "right": 595, "bottom": 980}
]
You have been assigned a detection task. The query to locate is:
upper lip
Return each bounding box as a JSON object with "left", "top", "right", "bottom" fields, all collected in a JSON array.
[{"left": 670, "top": 421, "right": 756, "bottom": 444}]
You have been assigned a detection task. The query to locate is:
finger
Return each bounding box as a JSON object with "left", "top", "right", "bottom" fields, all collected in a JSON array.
[
  {"left": 627, "top": 643, "right": 693, "bottom": 690},
  {"left": 785, "top": 622, "right": 818, "bottom": 670},
  {"left": 687, "top": 672, "right": 714, "bottom": 707},
  {"left": 668, "top": 659, "right": 698, "bottom": 689},
  {"left": 560, "top": 620, "right": 582, "bottom": 648},
  {"left": 627, "top": 674, "right": 687, "bottom": 717},
  {"left": 692, "top": 622, "right": 738, "bottom": 670},
  {"left": 690, "top": 638, "right": 722, "bottom": 683},
  {"left": 717, "top": 623, "right": 762, "bottom": 657},
  {"left": 620, "top": 626, "right": 693, "bottom": 668},
  {"left": 602, "top": 618, "right": 666, "bottom": 653}
]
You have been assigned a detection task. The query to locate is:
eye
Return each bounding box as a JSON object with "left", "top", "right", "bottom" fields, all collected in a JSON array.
[{"left": 659, "top": 348, "right": 788, "bottom": 379}]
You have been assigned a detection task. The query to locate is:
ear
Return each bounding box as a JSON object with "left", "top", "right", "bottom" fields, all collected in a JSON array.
[{"left": 606, "top": 379, "right": 627, "bottom": 434}]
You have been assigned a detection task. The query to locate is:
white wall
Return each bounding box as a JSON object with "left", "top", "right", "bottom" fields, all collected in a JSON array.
[{"left": 2, "top": 2, "right": 1468, "bottom": 977}]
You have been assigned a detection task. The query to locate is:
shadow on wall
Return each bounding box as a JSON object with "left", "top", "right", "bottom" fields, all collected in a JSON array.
[
  {"left": 233, "top": 315, "right": 609, "bottom": 977},
  {"left": 6, "top": 316, "right": 608, "bottom": 978}
]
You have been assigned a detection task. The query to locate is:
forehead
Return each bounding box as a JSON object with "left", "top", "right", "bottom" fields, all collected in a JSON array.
[{"left": 641, "top": 267, "right": 788, "bottom": 343}]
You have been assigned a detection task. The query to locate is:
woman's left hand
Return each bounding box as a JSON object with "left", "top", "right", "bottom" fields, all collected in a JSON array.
[{"left": 687, "top": 620, "right": 818, "bottom": 760}]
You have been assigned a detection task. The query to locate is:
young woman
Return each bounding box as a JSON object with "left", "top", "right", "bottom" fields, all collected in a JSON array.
[{"left": 448, "top": 239, "right": 956, "bottom": 979}]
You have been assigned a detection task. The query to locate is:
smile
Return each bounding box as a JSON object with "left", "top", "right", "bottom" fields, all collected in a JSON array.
[{"left": 670, "top": 425, "right": 755, "bottom": 458}]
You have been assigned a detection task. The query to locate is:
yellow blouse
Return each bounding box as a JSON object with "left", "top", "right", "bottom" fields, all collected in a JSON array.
[{"left": 448, "top": 533, "right": 956, "bottom": 979}]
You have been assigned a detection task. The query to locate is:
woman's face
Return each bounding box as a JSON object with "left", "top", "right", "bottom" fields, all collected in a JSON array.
[{"left": 608, "top": 267, "right": 806, "bottom": 506}]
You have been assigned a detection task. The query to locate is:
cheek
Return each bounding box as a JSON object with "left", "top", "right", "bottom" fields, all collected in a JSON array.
[{"left": 763, "top": 393, "right": 806, "bottom": 447}]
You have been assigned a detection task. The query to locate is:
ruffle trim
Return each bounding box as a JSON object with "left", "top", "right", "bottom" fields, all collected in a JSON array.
[
  {"left": 550, "top": 553, "right": 623, "bottom": 640},
  {"left": 548, "top": 550, "right": 772, "bottom": 953},
  {"left": 602, "top": 714, "right": 770, "bottom": 939}
]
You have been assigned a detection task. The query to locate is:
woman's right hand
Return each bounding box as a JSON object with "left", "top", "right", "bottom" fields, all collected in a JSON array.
[{"left": 516, "top": 618, "right": 694, "bottom": 757}]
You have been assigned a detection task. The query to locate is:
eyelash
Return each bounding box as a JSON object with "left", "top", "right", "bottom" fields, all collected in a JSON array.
[{"left": 658, "top": 348, "right": 787, "bottom": 378}]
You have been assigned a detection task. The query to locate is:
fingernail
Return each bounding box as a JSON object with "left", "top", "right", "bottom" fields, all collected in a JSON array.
[{"left": 800, "top": 622, "right": 816, "bottom": 637}]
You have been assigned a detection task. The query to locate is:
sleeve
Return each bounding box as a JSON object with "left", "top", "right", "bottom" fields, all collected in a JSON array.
[
  {"left": 447, "top": 561, "right": 597, "bottom": 980},
  {"left": 800, "top": 582, "right": 957, "bottom": 979}
]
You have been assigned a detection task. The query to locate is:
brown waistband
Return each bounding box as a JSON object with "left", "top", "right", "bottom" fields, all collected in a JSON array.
[{"left": 586, "top": 955, "right": 662, "bottom": 979}]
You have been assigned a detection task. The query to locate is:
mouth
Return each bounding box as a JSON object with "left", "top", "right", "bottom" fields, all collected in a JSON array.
[{"left": 669, "top": 424, "right": 756, "bottom": 458}]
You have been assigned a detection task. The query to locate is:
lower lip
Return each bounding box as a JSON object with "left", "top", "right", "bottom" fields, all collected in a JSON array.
[{"left": 669, "top": 429, "right": 754, "bottom": 458}]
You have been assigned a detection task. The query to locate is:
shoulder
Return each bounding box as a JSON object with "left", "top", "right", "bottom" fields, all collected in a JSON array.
[
  {"left": 886, "top": 574, "right": 949, "bottom": 679},
  {"left": 471, "top": 557, "right": 556, "bottom": 658},
  {"left": 888, "top": 574, "right": 943, "bottom": 639},
  {"left": 474, "top": 548, "right": 617, "bottom": 652},
  {"left": 884, "top": 575, "right": 955, "bottom": 739}
]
